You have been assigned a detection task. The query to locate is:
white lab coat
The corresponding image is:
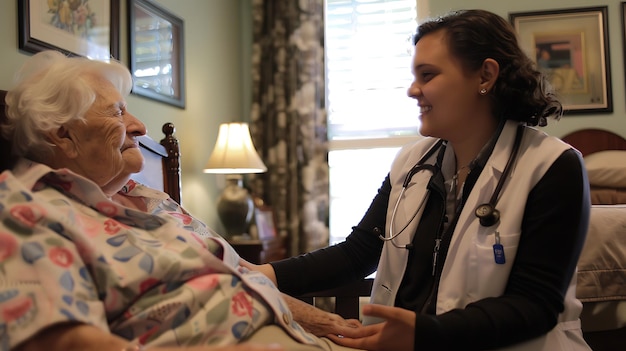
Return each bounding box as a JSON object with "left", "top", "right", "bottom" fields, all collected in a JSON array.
[{"left": 368, "top": 121, "right": 590, "bottom": 350}]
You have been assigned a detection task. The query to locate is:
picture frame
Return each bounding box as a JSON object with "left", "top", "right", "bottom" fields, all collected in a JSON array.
[
  {"left": 621, "top": 2, "right": 626, "bottom": 97},
  {"left": 510, "top": 7, "right": 612, "bottom": 114},
  {"left": 128, "top": 0, "right": 185, "bottom": 109},
  {"left": 18, "top": 0, "right": 120, "bottom": 60},
  {"left": 254, "top": 206, "right": 277, "bottom": 240}
]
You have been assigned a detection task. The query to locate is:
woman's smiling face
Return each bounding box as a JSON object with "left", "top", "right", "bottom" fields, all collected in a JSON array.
[
  {"left": 62, "top": 74, "right": 147, "bottom": 195},
  {"left": 407, "top": 29, "right": 484, "bottom": 141}
]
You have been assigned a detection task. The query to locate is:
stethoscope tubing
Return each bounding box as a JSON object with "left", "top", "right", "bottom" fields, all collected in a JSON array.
[
  {"left": 379, "top": 125, "right": 524, "bottom": 249},
  {"left": 379, "top": 140, "right": 443, "bottom": 248},
  {"left": 381, "top": 186, "right": 430, "bottom": 246}
]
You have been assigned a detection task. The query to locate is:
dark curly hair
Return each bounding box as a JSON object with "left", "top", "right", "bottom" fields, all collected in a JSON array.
[{"left": 413, "top": 9, "right": 562, "bottom": 126}]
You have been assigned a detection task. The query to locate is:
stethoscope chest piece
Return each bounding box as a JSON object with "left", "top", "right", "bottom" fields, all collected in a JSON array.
[
  {"left": 475, "top": 203, "right": 500, "bottom": 227},
  {"left": 473, "top": 124, "right": 525, "bottom": 228}
]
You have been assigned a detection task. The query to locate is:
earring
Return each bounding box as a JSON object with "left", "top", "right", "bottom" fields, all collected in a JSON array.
[{"left": 479, "top": 88, "right": 487, "bottom": 95}]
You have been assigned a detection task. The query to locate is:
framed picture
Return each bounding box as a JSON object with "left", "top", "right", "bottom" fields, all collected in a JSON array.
[
  {"left": 621, "top": 2, "right": 626, "bottom": 97},
  {"left": 128, "top": 0, "right": 185, "bottom": 109},
  {"left": 510, "top": 7, "right": 612, "bottom": 114},
  {"left": 254, "top": 206, "right": 277, "bottom": 240},
  {"left": 18, "top": 0, "right": 120, "bottom": 60}
]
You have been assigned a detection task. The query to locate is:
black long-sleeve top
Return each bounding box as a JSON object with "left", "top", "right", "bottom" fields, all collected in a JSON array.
[{"left": 271, "top": 149, "right": 590, "bottom": 350}]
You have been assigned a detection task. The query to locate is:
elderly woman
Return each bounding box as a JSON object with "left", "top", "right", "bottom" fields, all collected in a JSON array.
[{"left": 0, "top": 51, "right": 359, "bottom": 351}]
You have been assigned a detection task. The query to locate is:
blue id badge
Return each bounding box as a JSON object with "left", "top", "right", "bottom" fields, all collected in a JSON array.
[{"left": 493, "top": 231, "right": 505, "bottom": 264}]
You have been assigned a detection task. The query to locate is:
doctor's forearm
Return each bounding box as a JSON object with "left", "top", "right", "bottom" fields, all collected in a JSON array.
[{"left": 272, "top": 176, "right": 390, "bottom": 295}]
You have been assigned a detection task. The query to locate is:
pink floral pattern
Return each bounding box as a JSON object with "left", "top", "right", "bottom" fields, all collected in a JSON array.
[
  {"left": 48, "top": 247, "right": 74, "bottom": 268},
  {"left": 186, "top": 275, "right": 219, "bottom": 291},
  {"left": 231, "top": 291, "right": 254, "bottom": 317},
  {"left": 103, "top": 218, "right": 125, "bottom": 235},
  {"left": 1, "top": 295, "right": 34, "bottom": 323},
  {"left": 9, "top": 204, "right": 45, "bottom": 228},
  {"left": 0, "top": 232, "right": 18, "bottom": 262},
  {"left": 0, "top": 163, "right": 320, "bottom": 350},
  {"left": 96, "top": 201, "right": 119, "bottom": 217},
  {"left": 167, "top": 212, "right": 193, "bottom": 225}
]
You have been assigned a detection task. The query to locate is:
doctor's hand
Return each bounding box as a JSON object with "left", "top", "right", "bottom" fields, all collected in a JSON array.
[{"left": 327, "top": 304, "right": 415, "bottom": 351}]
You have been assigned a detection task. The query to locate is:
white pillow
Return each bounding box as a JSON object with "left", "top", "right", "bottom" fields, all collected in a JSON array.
[{"left": 584, "top": 150, "right": 626, "bottom": 188}]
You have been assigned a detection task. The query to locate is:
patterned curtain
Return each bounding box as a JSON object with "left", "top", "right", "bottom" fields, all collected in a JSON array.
[{"left": 249, "top": 0, "right": 328, "bottom": 256}]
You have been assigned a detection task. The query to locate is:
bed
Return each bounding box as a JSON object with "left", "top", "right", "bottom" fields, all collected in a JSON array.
[{"left": 561, "top": 128, "right": 626, "bottom": 350}]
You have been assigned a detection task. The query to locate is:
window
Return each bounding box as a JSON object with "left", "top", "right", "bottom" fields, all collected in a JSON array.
[{"left": 326, "top": 0, "right": 421, "bottom": 244}]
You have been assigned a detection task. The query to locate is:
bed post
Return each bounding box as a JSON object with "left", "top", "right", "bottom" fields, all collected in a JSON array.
[{"left": 160, "top": 122, "right": 182, "bottom": 204}]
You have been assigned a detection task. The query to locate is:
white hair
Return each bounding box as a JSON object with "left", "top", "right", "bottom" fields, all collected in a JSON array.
[{"left": 2, "top": 51, "right": 133, "bottom": 160}]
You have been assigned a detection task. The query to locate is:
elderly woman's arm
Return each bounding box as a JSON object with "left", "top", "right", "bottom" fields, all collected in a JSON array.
[
  {"left": 281, "top": 293, "right": 361, "bottom": 337},
  {"left": 14, "top": 323, "right": 285, "bottom": 351},
  {"left": 240, "top": 260, "right": 361, "bottom": 336}
]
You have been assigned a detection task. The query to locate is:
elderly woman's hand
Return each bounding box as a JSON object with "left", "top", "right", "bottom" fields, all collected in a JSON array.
[{"left": 280, "top": 293, "right": 361, "bottom": 337}]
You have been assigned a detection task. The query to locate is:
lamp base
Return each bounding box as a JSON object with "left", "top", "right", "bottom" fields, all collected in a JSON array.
[{"left": 216, "top": 176, "right": 254, "bottom": 238}]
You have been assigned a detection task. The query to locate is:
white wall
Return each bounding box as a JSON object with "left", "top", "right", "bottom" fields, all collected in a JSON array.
[{"left": 423, "top": 0, "right": 626, "bottom": 138}]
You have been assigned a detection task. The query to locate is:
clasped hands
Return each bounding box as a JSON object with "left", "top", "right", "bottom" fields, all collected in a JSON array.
[
  {"left": 239, "top": 259, "right": 415, "bottom": 351},
  {"left": 325, "top": 304, "right": 416, "bottom": 351},
  {"left": 283, "top": 293, "right": 415, "bottom": 351}
]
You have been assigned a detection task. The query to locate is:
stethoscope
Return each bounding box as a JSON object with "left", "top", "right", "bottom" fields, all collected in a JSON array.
[{"left": 379, "top": 124, "right": 525, "bottom": 250}]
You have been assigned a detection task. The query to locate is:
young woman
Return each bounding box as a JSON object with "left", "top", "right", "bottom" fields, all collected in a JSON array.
[{"left": 245, "top": 9, "right": 591, "bottom": 351}]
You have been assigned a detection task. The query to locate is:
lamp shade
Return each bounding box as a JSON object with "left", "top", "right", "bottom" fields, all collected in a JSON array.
[{"left": 203, "top": 123, "right": 267, "bottom": 174}]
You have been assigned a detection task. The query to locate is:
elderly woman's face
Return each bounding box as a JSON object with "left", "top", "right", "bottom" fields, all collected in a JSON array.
[{"left": 62, "top": 75, "right": 146, "bottom": 194}]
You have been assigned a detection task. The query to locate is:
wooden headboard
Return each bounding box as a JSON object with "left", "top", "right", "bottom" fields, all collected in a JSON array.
[
  {"left": 561, "top": 128, "right": 626, "bottom": 156},
  {"left": 0, "top": 89, "right": 182, "bottom": 203},
  {"left": 136, "top": 123, "right": 182, "bottom": 204}
]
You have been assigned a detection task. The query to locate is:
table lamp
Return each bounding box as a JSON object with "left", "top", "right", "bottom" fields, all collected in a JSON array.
[{"left": 203, "top": 122, "right": 267, "bottom": 239}]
